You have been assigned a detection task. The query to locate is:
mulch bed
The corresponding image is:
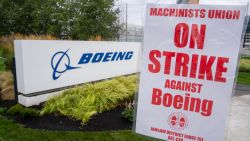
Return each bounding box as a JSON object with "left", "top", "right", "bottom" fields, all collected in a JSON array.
[
  {"left": 0, "top": 100, "right": 17, "bottom": 108},
  {"left": 0, "top": 100, "right": 133, "bottom": 131}
]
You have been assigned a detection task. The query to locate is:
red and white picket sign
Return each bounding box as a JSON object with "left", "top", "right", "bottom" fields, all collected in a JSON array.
[{"left": 135, "top": 4, "right": 247, "bottom": 141}]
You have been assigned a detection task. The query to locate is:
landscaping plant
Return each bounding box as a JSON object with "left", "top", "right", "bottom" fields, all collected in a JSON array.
[
  {"left": 41, "top": 75, "right": 138, "bottom": 124},
  {"left": 0, "top": 107, "right": 7, "bottom": 115},
  {"left": 0, "top": 58, "right": 6, "bottom": 72},
  {"left": 6, "top": 104, "right": 40, "bottom": 118},
  {"left": 0, "top": 45, "right": 11, "bottom": 71},
  {"left": 0, "top": 71, "right": 14, "bottom": 100},
  {"left": 122, "top": 102, "right": 134, "bottom": 122}
]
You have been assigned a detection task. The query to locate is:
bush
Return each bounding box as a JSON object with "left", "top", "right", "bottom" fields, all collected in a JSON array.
[
  {"left": 0, "top": 107, "right": 7, "bottom": 114},
  {"left": 0, "top": 45, "right": 12, "bottom": 71},
  {"left": 0, "top": 58, "right": 6, "bottom": 72},
  {"left": 6, "top": 104, "right": 40, "bottom": 118},
  {"left": 122, "top": 103, "right": 134, "bottom": 122},
  {"left": 122, "top": 108, "right": 133, "bottom": 122},
  {"left": 0, "top": 71, "right": 14, "bottom": 100},
  {"left": 41, "top": 75, "right": 138, "bottom": 124}
]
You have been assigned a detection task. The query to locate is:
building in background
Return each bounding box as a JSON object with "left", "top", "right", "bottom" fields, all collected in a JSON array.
[
  {"left": 119, "top": 24, "right": 143, "bottom": 42},
  {"left": 116, "top": 2, "right": 143, "bottom": 42},
  {"left": 244, "top": 17, "right": 250, "bottom": 48}
]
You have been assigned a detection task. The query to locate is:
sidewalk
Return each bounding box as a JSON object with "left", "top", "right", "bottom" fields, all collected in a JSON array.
[
  {"left": 240, "top": 47, "right": 250, "bottom": 56},
  {"left": 227, "top": 84, "right": 250, "bottom": 141}
]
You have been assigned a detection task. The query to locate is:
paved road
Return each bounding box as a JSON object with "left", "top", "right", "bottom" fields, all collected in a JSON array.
[
  {"left": 227, "top": 48, "right": 250, "bottom": 141},
  {"left": 240, "top": 47, "right": 250, "bottom": 56},
  {"left": 227, "top": 84, "right": 250, "bottom": 141}
]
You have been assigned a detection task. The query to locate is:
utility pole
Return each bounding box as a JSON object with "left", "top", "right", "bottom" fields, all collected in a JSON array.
[{"left": 126, "top": 3, "right": 128, "bottom": 42}]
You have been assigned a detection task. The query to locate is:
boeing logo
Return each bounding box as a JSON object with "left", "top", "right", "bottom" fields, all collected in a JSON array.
[
  {"left": 51, "top": 49, "right": 134, "bottom": 80},
  {"left": 51, "top": 49, "right": 80, "bottom": 80}
]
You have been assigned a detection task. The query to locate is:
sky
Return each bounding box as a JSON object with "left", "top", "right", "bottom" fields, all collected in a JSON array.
[
  {"left": 117, "top": 0, "right": 250, "bottom": 26},
  {"left": 117, "top": 0, "right": 178, "bottom": 26}
]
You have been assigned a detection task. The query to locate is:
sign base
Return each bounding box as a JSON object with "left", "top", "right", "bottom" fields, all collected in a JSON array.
[{"left": 18, "top": 91, "right": 61, "bottom": 107}]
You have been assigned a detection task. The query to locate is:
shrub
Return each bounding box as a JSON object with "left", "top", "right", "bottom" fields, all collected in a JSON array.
[
  {"left": 122, "top": 108, "right": 134, "bottom": 122},
  {"left": 0, "top": 107, "right": 7, "bottom": 115},
  {"left": 6, "top": 104, "right": 40, "bottom": 118},
  {"left": 89, "top": 35, "right": 102, "bottom": 41},
  {"left": 0, "top": 57, "right": 6, "bottom": 72},
  {"left": 0, "top": 71, "right": 14, "bottom": 100},
  {"left": 122, "top": 103, "right": 134, "bottom": 122},
  {"left": 0, "top": 45, "right": 12, "bottom": 71},
  {"left": 41, "top": 75, "right": 138, "bottom": 124}
]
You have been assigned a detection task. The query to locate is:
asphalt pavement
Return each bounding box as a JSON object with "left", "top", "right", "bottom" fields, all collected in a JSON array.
[
  {"left": 228, "top": 47, "right": 250, "bottom": 141},
  {"left": 227, "top": 84, "right": 250, "bottom": 141},
  {"left": 240, "top": 47, "right": 250, "bottom": 56}
]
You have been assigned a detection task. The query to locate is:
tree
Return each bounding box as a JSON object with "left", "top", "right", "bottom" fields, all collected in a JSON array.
[{"left": 0, "top": 0, "right": 121, "bottom": 40}]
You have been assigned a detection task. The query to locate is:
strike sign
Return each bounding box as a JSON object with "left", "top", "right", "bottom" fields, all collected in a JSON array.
[{"left": 135, "top": 4, "right": 247, "bottom": 141}]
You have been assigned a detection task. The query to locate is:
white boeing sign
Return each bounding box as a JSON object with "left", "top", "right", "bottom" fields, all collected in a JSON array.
[{"left": 14, "top": 41, "right": 141, "bottom": 98}]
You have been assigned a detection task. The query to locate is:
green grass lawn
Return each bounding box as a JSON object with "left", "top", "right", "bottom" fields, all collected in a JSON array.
[
  {"left": 0, "top": 115, "right": 154, "bottom": 141},
  {"left": 241, "top": 56, "right": 250, "bottom": 60},
  {"left": 238, "top": 56, "right": 250, "bottom": 85},
  {"left": 239, "top": 59, "right": 250, "bottom": 72},
  {"left": 237, "top": 72, "right": 250, "bottom": 85}
]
